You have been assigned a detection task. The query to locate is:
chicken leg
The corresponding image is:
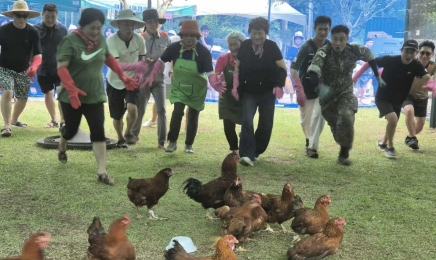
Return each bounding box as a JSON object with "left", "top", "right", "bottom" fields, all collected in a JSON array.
[
  {"left": 264, "top": 223, "right": 275, "bottom": 232},
  {"left": 149, "top": 209, "right": 167, "bottom": 220},
  {"left": 280, "top": 224, "right": 289, "bottom": 233},
  {"left": 136, "top": 206, "right": 144, "bottom": 219},
  {"left": 205, "top": 209, "right": 218, "bottom": 220}
]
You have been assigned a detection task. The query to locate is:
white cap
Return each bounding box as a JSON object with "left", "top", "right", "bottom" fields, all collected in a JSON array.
[{"left": 166, "top": 236, "right": 197, "bottom": 253}]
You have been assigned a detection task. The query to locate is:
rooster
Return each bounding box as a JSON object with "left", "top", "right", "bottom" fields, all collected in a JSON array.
[
  {"left": 164, "top": 235, "right": 238, "bottom": 260},
  {"left": 127, "top": 168, "right": 173, "bottom": 219},
  {"left": 1, "top": 232, "right": 51, "bottom": 260},
  {"left": 287, "top": 217, "right": 346, "bottom": 260},
  {"left": 87, "top": 215, "right": 135, "bottom": 260},
  {"left": 291, "top": 194, "right": 331, "bottom": 236},
  {"left": 183, "top": 152, "right": 238, "bottom": 220}
]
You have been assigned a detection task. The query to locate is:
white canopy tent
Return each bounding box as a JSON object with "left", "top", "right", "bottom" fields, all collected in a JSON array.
[{"left": 170, "top": 0, "right": 306, "bottom": 26}]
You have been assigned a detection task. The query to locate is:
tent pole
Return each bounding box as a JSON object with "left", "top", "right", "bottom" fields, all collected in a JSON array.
[{"left": 267, "top": 0, "right": 272, "bottom": 24}]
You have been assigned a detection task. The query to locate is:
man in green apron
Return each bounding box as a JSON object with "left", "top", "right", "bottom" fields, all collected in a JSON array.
[{"left": 143, "top": 20, "right": 225, "bottom": 153}]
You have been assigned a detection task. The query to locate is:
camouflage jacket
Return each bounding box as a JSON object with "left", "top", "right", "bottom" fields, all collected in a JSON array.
[{"left": 308, "top": 43, "right": 374, "bottom": 102}]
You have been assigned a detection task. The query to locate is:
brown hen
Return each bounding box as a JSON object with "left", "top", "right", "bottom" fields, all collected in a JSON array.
[
  {"left": 1, "top": 232, "right": 51, "bottom": 260},
  {"left": 87, "top": 215, "right": 135, "bottom": 260},
  {"left": 287, "top": 217, "right": 346, "bottom": 260},
  {"left": 291, "top": 194, "right": 331, "bottom": 236},
  {"left": 127, "top": 168, "right": 173, "bottom": 219}
]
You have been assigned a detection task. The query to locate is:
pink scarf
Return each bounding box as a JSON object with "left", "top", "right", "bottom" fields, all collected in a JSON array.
[{"left": 73, "top": 29, "right": 100, "bottom": 52}]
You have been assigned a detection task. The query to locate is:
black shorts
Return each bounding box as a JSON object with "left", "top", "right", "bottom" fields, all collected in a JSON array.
[
  {"left": 106, "top": 82, "right": 139, "bottom": 120},
  {"left": 375, "top": 98, "right": 402, "bottom": 119},
  {"left": 37, "top": 75, "right": 61, "bottom": 94},
  {"left": 402, "top": 95, "right": 428, "bottom": 118}
]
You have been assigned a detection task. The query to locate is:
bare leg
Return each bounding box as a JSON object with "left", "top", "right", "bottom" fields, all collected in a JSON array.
[
  {"left": 10, "top": 99, "right": 28, "bottom": 125},
  {"left": 1, "top": 90, "right": 13, "bottom": 127},
  {"left": 384, "top": 112, "right": 398, "bottom": 148},
  {"left": 415, "top": 117, "right": 426, "bottom": 135},
  {"left": 151, "top": 103, "right": 157, "bottom": 123},
  {"left": 113, "top": 118, "right": 124, "bottom": 141},
  {"left": 124, "top": 103, "right": 138, "bottom": 136},
  {"left": 56, "top": 86, "right": 64, "bottom": 123},
  {"left": 404, "top": 105, "right": 416, "bottom": 137},
  {"left": 44, "top": 90, "right": 57, "bottom": 123},
  {"left": 92, "top": 142, "right": 107, "bottom": 174}
]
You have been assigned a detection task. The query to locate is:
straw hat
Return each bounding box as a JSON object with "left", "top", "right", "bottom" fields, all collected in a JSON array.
[
  {"left": 110, "top": 9, "right": 145, "bottom": 29},
  {"left": 2, "top": 0, "right": 40, "bottom": 19},
  {"left": 178, "top": 20, "right": 201, "bottom": 38}
]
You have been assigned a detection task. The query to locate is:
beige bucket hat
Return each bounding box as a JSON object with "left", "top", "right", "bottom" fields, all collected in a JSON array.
[
  {"left": 110, "top": 9, "right": 145, "bottom": 29},
  {"left": 2, "top": 0, "right": 40, "bottom": 19}
]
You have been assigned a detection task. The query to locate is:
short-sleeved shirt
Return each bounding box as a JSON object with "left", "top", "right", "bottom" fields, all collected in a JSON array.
[
  {"left": 160, "top": 41, "right": 213, "bottom": 73},
  {"left": 106, "top": 33, "right": 146, "bottom": 89},
  {"left": 141, "top": 31, "right": 171, "bottom": 82},
  {"left": 308, "top": 43, "right": 374, "bottom": 102},
  {"left": 375, "top": 55, "right": 428, "bottom": 103},
  {"left": 0, "top": 22, "right": 42, "bottom": 72},
  {"left": 291, "top": 39, "right": 329, "bottom": 99},
  {"left": 56, "top": 33, "right": 110, "bottom": 104},
  {"left": 34, "top": 22, "right": 68, "bottom": 77},
  {"left": 215, "top": 52, "right": 236, "bottom": 74},
  {"left": 409, "top": 60, "right": 435, "bottom": 100},
  {"left": 237, "top": 39, "right": 283, "bottom": 94},
  {"left": 204, "top": 36, "right": 213, "bottom": 50}
]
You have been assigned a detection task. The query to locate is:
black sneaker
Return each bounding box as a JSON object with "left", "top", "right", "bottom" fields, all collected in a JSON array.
[
  {"left": 377, "top": 141, "right": 387, "bottom": 151},
  {"left": 404, "top": 136, "right": 412, "bottom": 145},
  {"left": 406, "top": 137, "right": 419, "bottom": 150},
  {"left": 306, "top": 148, "right": 319, "bottom": 158},
  {"left": 385, "top": 147, "right": 397, "bottom": 158},
  {"left": 337, "top": 157, "right": 351, "bottom": 166}
]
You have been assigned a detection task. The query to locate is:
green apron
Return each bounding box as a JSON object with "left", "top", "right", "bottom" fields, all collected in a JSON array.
[
  {"left": 170, "top": 46, "right": 208, "bottom": 111},
  {"left": 218, "top": 54, "right": 242, "bottom": 124}
]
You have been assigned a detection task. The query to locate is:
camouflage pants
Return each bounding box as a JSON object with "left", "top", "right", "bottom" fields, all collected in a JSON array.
[
  {"left": 0, "top": 67, "right": 30, "bottom": 100},
  {"left": 321, "top": 92, "right": 358, "bottom": 149}
]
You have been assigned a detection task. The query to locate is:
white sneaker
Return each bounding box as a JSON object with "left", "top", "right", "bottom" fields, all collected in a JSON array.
[
  {"left": 142, "top": 119, "right": 157, "bottom": 127},
  {"left": 239, "top": 157, "right": 254, "bottom": 167}
]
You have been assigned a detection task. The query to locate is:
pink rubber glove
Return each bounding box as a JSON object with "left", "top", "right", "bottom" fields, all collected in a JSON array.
[
  {"left": 105, "top": 54, "right": 139, "bottom": 91},
  {"left": 119, "top": 60, "right": 150, "bottom": 84},
  {"left": 273, "top": 87, "right": 284, "bottom": 99},
  {"left": 423, "top": 78, "right": 435, "bottom": 94},
  {"left": 293, "top": 78, "right": 306, "bottom": 106},
  {"left": 352, "top": 62, "right": 370, "bottom": 83},
  {"left": 208, "top": 74, "right": 226, "bottom": 94},
  {"left": 27, "top": 55, "right": 42, "bottom": 82},
  {"left": 143, "top": 60, "right": 164, "bottom": 89},
  {"left": 232, "top": 72, "right": 239, "bottom": 101}
]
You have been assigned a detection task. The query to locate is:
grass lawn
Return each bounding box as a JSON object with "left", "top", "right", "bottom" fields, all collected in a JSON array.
[{"left": 0, "top": 100, "right": 436, "bottom": 259}]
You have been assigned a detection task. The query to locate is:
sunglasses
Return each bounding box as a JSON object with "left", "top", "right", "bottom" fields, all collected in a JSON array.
[
  {"left": 14, "top": 13, "right": 29, "bottom": 19},
  {"left": 420, "top": 51, "right": 432, "bottom": 56}
]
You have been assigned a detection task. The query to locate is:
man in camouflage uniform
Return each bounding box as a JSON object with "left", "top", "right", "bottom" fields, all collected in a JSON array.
[{"left": 307, "top": 25, "right": 384, "bottom": 165}]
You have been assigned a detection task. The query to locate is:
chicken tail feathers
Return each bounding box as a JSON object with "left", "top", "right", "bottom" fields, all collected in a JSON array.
[
  {"left": 164, "top": 240, "right": 190, "bottom": 260},
  {"left": 182, "top": 178, "right": 204, "bottom": 203}
]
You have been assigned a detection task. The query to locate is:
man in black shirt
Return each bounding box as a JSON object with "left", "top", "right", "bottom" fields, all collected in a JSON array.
[
  {"left": 0, "top": 0, "right": 42, "bottom": 137},
  {"left": 34, "top": 3, "right": 67, "bottom": 129},
  {"left": 354, "top": 40, "right": 430, "bottom": 158}
]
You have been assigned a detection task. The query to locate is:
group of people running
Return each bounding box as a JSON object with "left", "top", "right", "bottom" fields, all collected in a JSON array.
[{"left": 1, "top": 1, "right": 434, "bottom": 185}]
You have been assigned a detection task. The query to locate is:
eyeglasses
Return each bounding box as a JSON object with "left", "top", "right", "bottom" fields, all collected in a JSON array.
[
  {"left": 14, "top": 13, "right": 29, "bottom": 19},
  {"left": 420, "top": 51, "right": 432, "bottom": 56}
]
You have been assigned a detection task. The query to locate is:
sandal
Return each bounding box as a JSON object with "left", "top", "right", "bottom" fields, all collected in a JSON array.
[
  {"left": 58, "top": 150, "right": 67, "bottom": 164},
  {"left": 11, "top": 121, "right": 27, "bottom": 127},
  {"left": 1, "top": 127, "right": 12, "bottom": 137},
  {"left": 45, "top": 120, "right": 59, "bottom": 128},
  {"left": 97, "top": 173, "right": 114, "bottom": 186},
  {"left": 116, "top": 140, "right": 128, "bottom": 148}
]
